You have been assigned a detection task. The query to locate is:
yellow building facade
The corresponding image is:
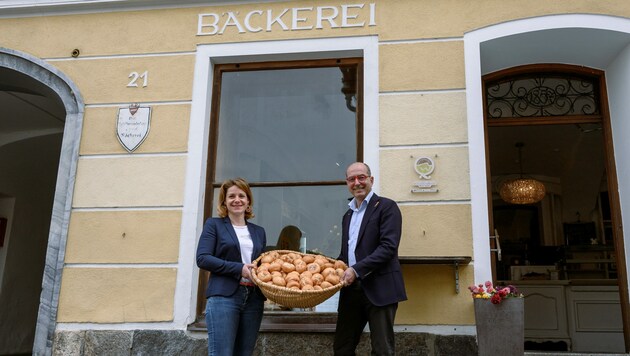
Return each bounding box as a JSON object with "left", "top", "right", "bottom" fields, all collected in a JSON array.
[{"left": 0, "top": 1, "right": 629, "bottom": 355}]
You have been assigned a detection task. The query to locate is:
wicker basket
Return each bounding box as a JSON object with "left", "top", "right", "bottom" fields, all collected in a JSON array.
[{"left": 251, "top": 250, "right": 345, "bottom": 308}]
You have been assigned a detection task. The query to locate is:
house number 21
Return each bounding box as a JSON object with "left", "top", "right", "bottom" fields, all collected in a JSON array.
[{"left": 127, "top": 71, "right": 148, "bottom": 88}]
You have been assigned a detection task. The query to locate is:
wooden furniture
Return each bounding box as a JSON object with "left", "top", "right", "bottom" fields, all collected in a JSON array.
[
  {"left": 564, "top": 245, "right": 616, "bottom": 280},
  {"left": 515, "top": 281, "right": 623, "bottom": 352},
  {"left": 567, "top": 284, "right": 624, "bottom": 352},
  {"left": 519, "top": 283, "right": 571, "bottom": 349}
]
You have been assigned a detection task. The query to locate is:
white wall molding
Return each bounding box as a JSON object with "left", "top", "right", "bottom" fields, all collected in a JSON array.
[{"left": 176, "top": 35, "right": 380, "bottom": 326}]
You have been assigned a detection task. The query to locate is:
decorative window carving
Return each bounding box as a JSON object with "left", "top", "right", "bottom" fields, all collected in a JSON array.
[{"left": 486, "top": 74, "right": 600, "bottom": 119}]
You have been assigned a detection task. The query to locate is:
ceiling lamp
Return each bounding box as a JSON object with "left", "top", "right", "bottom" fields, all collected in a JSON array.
[{"left": 499, "top": 142, "right": 546, "bottom": 205}]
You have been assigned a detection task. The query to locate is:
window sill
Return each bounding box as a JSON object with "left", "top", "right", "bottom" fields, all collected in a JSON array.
[
  {"left": 260, "top": 311, "right": 337, "bottom": 332},
  {"left": 399, "top": 256, "right": 471, "bottom": 265},
  {"left": 188, "top": 311, "right": 338, "bottom": 333}
]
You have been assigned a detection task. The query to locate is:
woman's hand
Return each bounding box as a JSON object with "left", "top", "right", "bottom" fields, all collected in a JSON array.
[{"left": 242, "top": 263, "right": 255, "bottom": 280}]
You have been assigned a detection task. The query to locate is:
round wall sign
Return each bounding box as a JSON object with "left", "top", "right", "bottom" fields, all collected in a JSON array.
[{"left": 414, "top": 156, "right": 435, "bottom": 179}]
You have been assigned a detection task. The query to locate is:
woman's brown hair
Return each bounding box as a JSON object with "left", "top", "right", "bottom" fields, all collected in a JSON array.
[{"left": 216, "top": 178, "right": 255, "bottom": 219}]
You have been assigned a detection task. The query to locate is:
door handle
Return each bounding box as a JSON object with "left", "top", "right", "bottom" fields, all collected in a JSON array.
[{"left": 490, "top": 229, "right": 502, "bottom": 261}]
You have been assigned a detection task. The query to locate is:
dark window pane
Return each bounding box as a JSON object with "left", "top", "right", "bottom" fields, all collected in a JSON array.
[
  {"left": 215, "top": 67, "right": 357, "bottom": 183},
  {"left": 213, "top": 185, "right": 350, "bottom": 258}
]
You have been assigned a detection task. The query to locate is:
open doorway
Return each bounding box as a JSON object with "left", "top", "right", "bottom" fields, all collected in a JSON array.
[
  {"left": 0, "top": 56, "right": 69, "bottom": 354},
  {"left": 485, "top": 65, "right": 625, "bottom": 352}
]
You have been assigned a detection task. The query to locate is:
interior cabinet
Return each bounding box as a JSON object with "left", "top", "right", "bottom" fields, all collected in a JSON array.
[
  {"left": 520, "top": 284, "right": 570, "bottom": 346},
  {"left": 563, "top": 245, "right": 616, "bottom": 280},
  {"left": 519, "top": 282, "right": 624, "bottom": 352},
  {"left": 567, "top": 285, "right": 624, "bottom": 353},
  {"left": 562, "top": 222, "right": 616, "bottom": 280}
]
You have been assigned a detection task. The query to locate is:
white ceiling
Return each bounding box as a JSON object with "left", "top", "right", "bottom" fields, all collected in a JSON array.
[
  {"left": 481, "top": 27, "right": 630, "bottom": 74},
  {"left": 0, "top": 68, "right": 65, "bottom": 148}
]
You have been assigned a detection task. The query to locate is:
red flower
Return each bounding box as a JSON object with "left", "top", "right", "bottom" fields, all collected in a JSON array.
[{"left": 491, "top": 293, "right": 503, "bottom": 304}]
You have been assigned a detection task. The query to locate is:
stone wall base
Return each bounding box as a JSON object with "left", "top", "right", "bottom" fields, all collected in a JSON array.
[{"left": 53, "top": 329, "right": 477, "bottom": 355}]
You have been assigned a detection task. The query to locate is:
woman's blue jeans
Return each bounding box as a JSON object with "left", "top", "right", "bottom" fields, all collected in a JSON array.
[{"left": 205, "top": 285, "right": 264, "bottom": 356}]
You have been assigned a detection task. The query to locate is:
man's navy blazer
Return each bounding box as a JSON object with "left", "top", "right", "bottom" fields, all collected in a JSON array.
[
  {"left": 196, "top": 217, "right": 267, "bottom": 298},
  {"left": 339, "top": 194, "right": 407, "bottom": 306}
]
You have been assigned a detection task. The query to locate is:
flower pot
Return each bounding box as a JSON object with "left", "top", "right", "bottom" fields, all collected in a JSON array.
[{"left": 474, "top": 298, "right": 524, "bottom": 356}]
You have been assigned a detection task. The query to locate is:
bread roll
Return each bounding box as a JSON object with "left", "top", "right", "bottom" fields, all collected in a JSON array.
[
  {"left": 282, "top": 262, "right": 296, "bottom": 273},
  {"left": 307, "top": 263, "right": 321, "bottom": 273},
  {"left": 272, "top": 276, "right": 286, "bottom": 286},
  {"left": 286, "top": 271, "right": 300, "bottom": 282},
  {"left": 320, "top": 281, "right": 333, "bottom": 289},
  {"left": 268, "top": 262, "right": 282, "bottom": 272},
  {"left": 322, "top": 267, "right": 336, "bottom": 278},
  {"left": 314, "top": 258, "right": 328, "bottom": 268},
  {"left": 257, "top": 270, "right": 272, "bottom": 282},
  {"left": 311, "top": 273, "right": 324, "bottom": 285},
  {"left": 280, "top": 254, "right": 294, "bottom": 263},
  {"left": 294, "top": 259, "right": 307, "bottom": 273},
  {"left": 300, "top": 276, "right": 313, "bottom": 287},
  {"left": 286, "top": 280, "right": 300, "bottom": 289},
  {"left": 334, "top": 260, "right": 347, "bottom": 270},
  {"left": 325, "top": 274, "right": 340, "bottom": 285}
]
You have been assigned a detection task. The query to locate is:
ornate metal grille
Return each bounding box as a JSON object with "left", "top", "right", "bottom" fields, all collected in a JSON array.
[{"left": 486, "top": 75, "right": 600, "bottom": 119}]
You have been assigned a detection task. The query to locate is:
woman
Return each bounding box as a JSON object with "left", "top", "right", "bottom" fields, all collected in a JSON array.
[
  {"left": 264, "top": 225, "right": 302, "bottom": 252},
  {"left": 196, "top": 178, "right": 267, "bottom": 356},
  {"left": 276, "top": 225, "right": 302, "bottom": 251}
]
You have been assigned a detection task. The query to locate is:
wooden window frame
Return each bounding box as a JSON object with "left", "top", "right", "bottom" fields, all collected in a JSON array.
[{"left": 192, "top": 58, "right": 364, "bottom": 330}]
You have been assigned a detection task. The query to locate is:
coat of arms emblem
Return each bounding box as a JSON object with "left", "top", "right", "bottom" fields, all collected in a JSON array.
[{"left": 116, "top": 103, "right": 151, "bottom": 152}]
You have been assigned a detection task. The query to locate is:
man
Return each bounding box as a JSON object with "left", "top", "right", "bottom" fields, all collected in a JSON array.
[{"left": 334, "top": 162, "right": 407, "bottom": 356}]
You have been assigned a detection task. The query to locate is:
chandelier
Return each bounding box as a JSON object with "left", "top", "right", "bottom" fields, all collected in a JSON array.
[{"left": 499, "top": 142, "right": 546, "bottom": 205}]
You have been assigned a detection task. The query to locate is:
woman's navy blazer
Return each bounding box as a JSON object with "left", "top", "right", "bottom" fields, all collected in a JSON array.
[{"left": 196, "top": 217, "right": 267, "bottom": 298}]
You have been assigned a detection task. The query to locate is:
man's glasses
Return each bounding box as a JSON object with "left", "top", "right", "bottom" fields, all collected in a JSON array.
[{"left": 346, "top": 175, "right": 369, "bottom": 183}]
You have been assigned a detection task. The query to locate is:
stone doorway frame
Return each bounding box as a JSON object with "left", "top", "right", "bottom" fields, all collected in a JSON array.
[{"left": 0, "top": 48, "right": 84, "bottom": 356}]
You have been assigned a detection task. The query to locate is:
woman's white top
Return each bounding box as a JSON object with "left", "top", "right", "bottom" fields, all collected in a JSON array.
[{"left": 233, "top": 224, "right": 253, "bottom": 265}]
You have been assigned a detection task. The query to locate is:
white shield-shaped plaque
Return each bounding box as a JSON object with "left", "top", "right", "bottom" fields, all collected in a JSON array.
[{"left": 116, "top": 104, "right": 151, "bottom": 152}]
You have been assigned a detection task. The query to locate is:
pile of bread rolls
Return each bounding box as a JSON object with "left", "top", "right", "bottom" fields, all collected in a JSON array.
[{"left": 255, "top": 251, "right": 347, "bottom": 291}]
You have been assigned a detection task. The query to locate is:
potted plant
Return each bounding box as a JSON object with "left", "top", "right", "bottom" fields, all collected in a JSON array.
[{"left": 469, "top": 281, "right": 524, "bottom": 356}]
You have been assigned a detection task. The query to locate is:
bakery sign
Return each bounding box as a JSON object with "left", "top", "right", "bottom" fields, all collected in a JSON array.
[
  {"left": 412, "top": 156, "right": 438, "bottom": 193},
  {"left": 198, "top": 3, "right": 376, "bottom": 36}
]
